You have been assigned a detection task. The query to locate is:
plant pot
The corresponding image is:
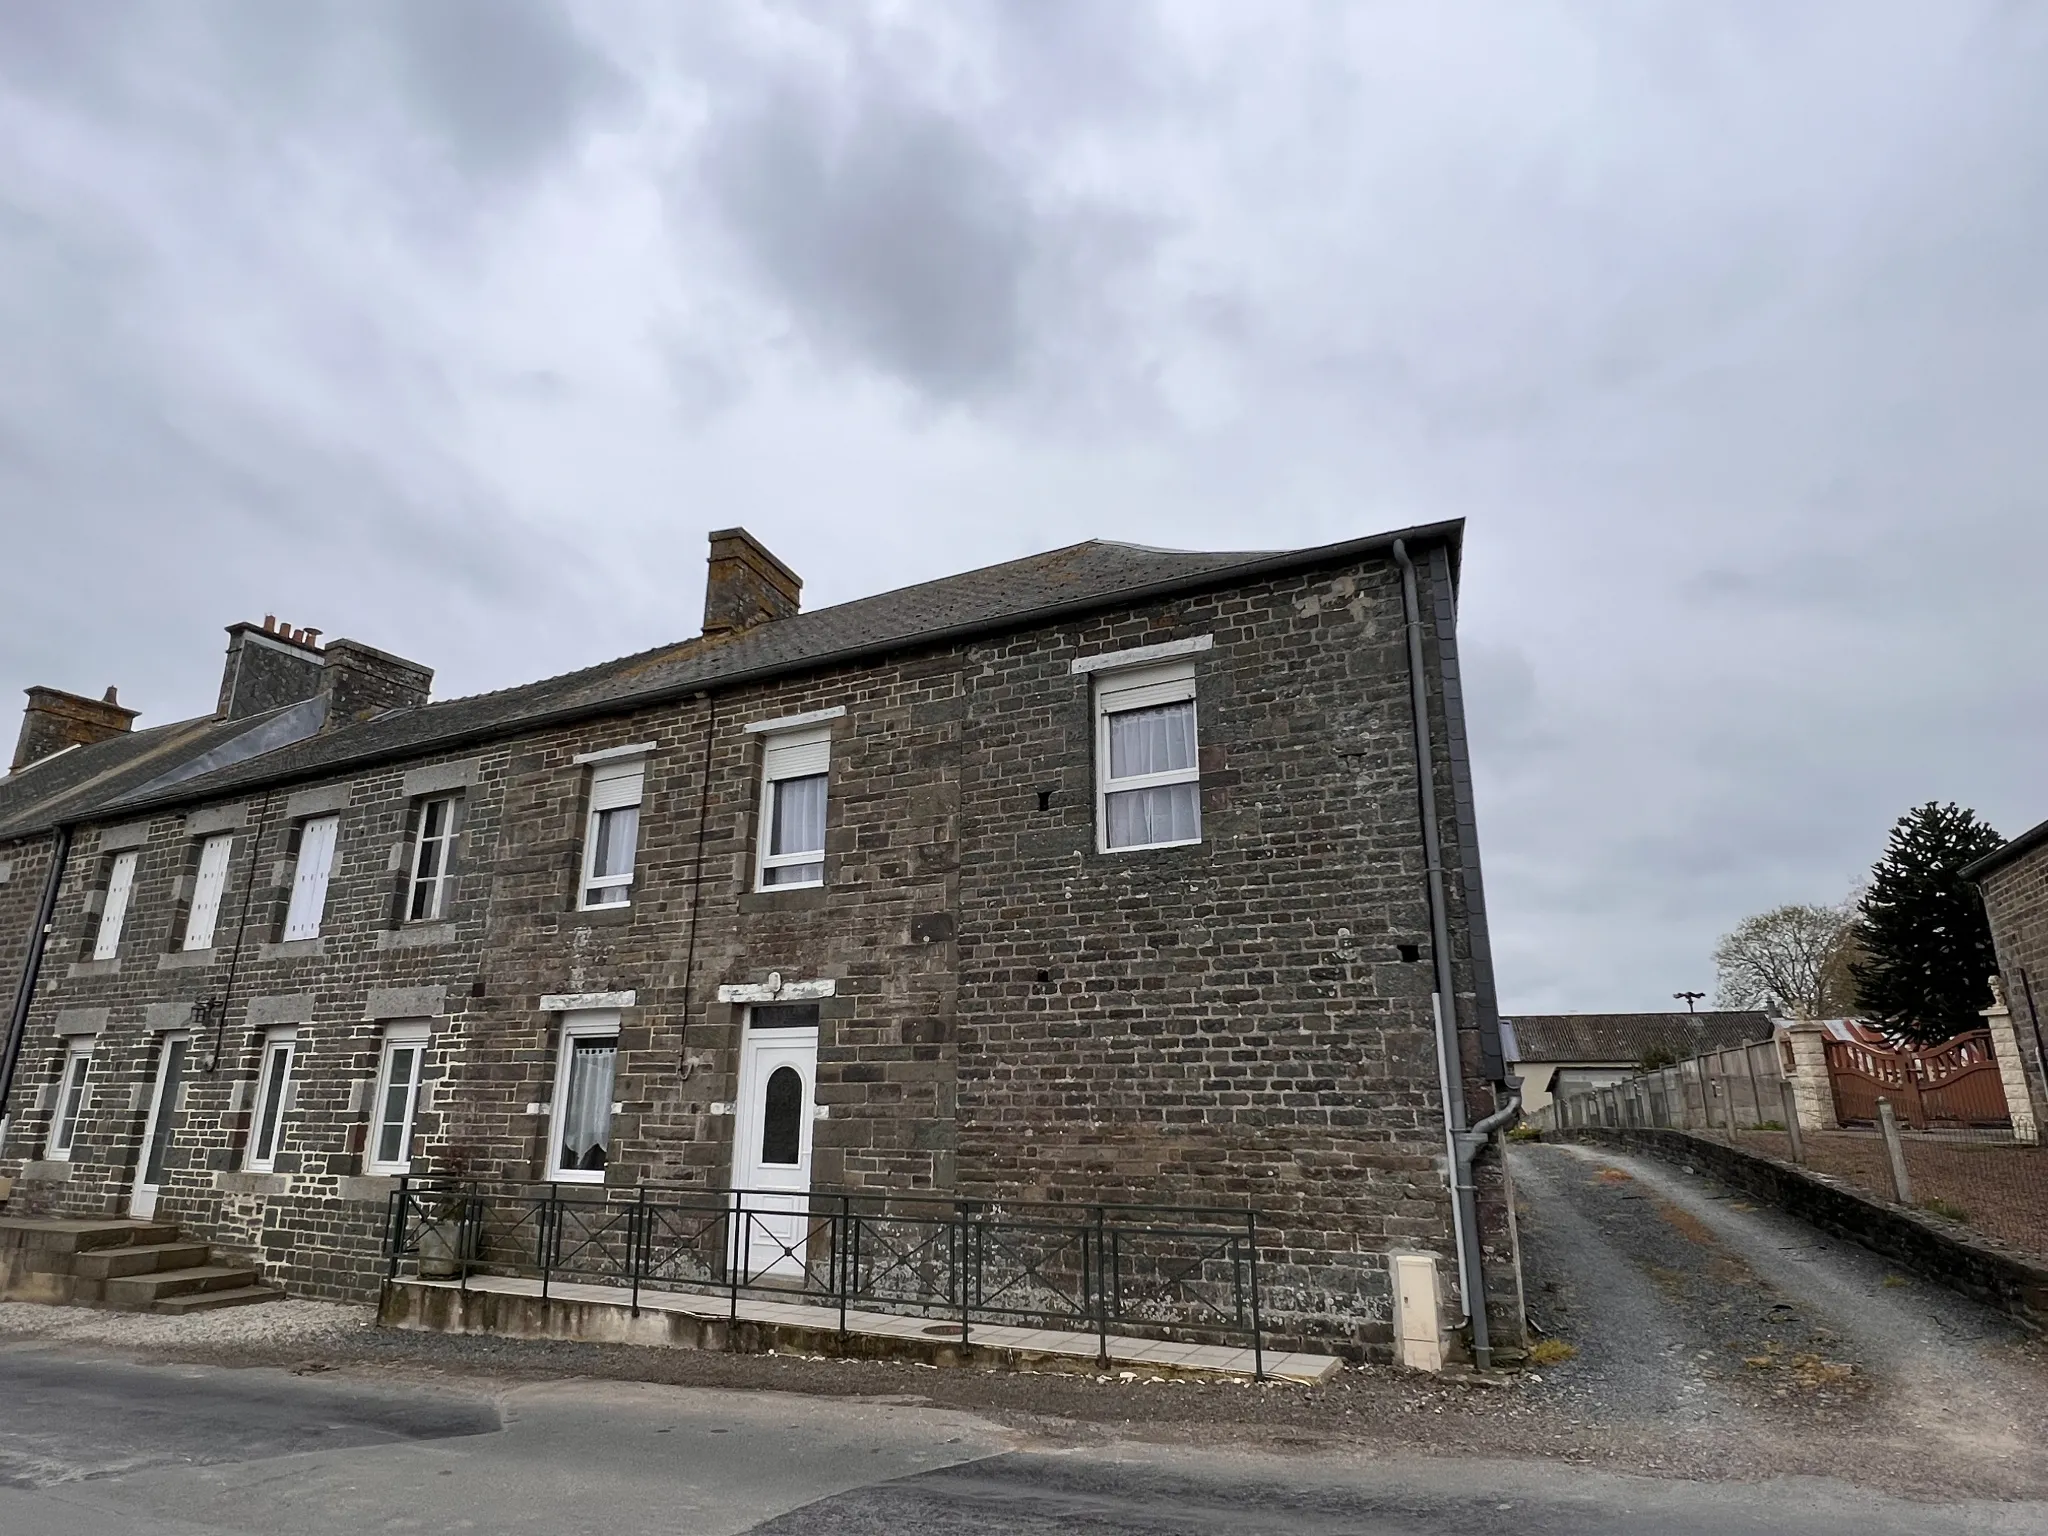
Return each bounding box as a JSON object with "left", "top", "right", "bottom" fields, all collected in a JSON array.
[{"left": 417, "top": 1216, "right": 473, "bottom": 1279}]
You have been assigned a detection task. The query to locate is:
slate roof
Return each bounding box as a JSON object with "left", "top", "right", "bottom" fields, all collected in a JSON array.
[
  {"left": 1500, "top": 1011, "right": 1774, "bottom": 1065},
  {"left": 0, "top": 705, "right": 308, "bottom": 843},
  {"left": 86, "top": 520, "right": 1461, "bottom": 819}
]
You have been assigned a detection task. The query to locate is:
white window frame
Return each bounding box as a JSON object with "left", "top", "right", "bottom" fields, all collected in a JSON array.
[
  {"left": 1094, "top": 660, "right": 1202, "bottom": 854},
  {"left": 546, "top": 1010, "right": 622, "bottom": 1184},
  {"left": 92, "top": 850, "right": 139, "bottom": 961},
  {"left": 754, "top": 725, "right": 831, "bottom": 891},
  {"left": 183, "top": 833, "right": 234, "bottom": 951},
  {"left": 406, "top": 795, "right": 461, "bottom": 923},
  {"left": 367, "top": 1021, "right": 431, "bottom": 1175},
  {"left": 246, "top": 1027, "right": 298, "bottom": 1172},
  {"left": 282, "top": 815, "right": 339, "bottom": 941},
  {"left": 48, "top": 1039, "right": 93, "bottom": 1159},
  {"left": 579, "top": 758, "right": 645, "bottom": 910}
]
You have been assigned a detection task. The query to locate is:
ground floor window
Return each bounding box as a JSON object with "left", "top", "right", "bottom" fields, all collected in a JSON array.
[
  {"left": 247, "top": 1028, "right": 297, "bottom": 1172},
  {"left": 548, "top": 1011, "right": 619, "bottom": 1182},
  {"left": 48, "top": 1040, "right": 93, "bottom": 1158},
  {"left": 369, "top": 1022, "right": 430, "bottom": 1174}
]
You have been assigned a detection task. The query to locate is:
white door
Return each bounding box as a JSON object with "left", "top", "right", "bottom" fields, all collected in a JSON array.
[
  {"left": 731, "top": 1015, "right": 819, "bottom": 1281},
  {"left": 130, "top": 1033, "right": 190, "bottom": 1219}
]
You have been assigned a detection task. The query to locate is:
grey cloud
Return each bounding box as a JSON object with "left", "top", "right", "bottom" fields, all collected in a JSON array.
[{"left": 697, "top": 90, "right": 1034, "bottom": 398}]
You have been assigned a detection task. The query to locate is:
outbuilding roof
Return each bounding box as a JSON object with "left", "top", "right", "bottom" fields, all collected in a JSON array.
[{"left": 1501, "top": 1011, "right": 1774, "bottom": 1065}]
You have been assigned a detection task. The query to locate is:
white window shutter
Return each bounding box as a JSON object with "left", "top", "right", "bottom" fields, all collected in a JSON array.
[
  {"left": 283, "top": 816, "right": 339, "bottom": 941},
  {"left": 185, "top": 834, "right": 233, "bottom": 950},
  {"left": 93, "top": 851, "right": 139, "bottom": 960},
  {"left": 589, "top": 761, "right": 644, "bottom": 812}
]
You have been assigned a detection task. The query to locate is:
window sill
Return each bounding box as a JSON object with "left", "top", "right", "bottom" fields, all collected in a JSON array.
[
  {"left": 66, "top": 959, "right": 121, "bottom": 980},
  {"left": 258, "top": 938, "right": 327, "bottom": 961},
  {"left": 340, "top": 1173, "right": 405, "bottom": 1200},
  {"left": 214, "top": 1171, "right": 288, "bottom": 1195},
  {"left": 158, "top": 948, "right": 217, "bottom": 970},
  {"left": 376, "top": 922, "right": 459, "bottom": 950},
  {"left": 21, "top": 1159, "right": 72, "bottom": 1181},
  {"left": 570, "top": 903, "right": 636, "bottom": 927},
  {"left": 547, "top": 1171, "right": 607, "bottom": 1186},
  {"left": 738, "top": 886, "right": 830, "bottom": 914},
  {"left": 1098, "top": 837, "right": 1205, "bottom": 856}
]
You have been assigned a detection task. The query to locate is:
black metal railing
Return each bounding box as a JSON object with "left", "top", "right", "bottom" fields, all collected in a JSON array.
[{"left": 384, "top": 1180, "right": 1264, "bottom": 1377}]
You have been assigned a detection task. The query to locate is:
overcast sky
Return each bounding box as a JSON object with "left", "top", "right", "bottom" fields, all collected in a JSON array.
[{"left": 3, "top": 3, "right": 2044, "bottom": 1013}]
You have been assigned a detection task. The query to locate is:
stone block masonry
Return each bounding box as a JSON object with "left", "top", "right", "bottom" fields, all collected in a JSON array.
[{"left": 0, "top": 526, "right": 1520, "bottom": 1362}]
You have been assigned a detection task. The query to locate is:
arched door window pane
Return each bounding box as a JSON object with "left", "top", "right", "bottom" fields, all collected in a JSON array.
[{"left": 760, "top": 1066, "right": 803, "bottom": 1165}]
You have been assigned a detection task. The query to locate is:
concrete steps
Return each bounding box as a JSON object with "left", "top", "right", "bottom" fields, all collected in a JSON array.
[{"left": 0, "top": 1215, "right": 283, "bottom": 1313}]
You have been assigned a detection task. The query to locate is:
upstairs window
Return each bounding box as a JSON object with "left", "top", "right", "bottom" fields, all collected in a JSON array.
[
  {"left": 756, "top": 727, "right": 829, "bottom": 889},
  {"left": 92, "top": 851, "right": 140, "bottom": 960},
  {"left": 1095, "top": 661, "right": 1201, "bottom": 852},
  {"left": 406, "top": 796, "right": 461, "bottom": 922},
  {"left": 183, "top": 833, "right": 234, "bottom": 951},
  {"left": 369, "top": 1022, "right": 430, "bottom": 1175},
  {"left": 282, "top": 815, "right": 339, "bottom": 941},
  {"left": 580, "top": 759, "right": 644, "bottom": 909},
  {"left": 247, "top": 1027, "right": 297, "bottom": 1172},
  {"left": 49, "top": 1040, "right": 93, "bottom": 1159}
]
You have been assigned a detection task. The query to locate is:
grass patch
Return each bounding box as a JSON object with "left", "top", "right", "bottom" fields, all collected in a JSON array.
[
  {"left": 1507, "top": 1124, "right": 1542, "bottom": 1143},
  {"left": 1527, "top": 1338, "right": 1578, "bottom": 1366},
  {"left": 1881, "top": 1273, "right": 1909, "bottom": 1289},
  {"left": 1920, "top": 1197, "right": 1972, "bottom": 1224}
]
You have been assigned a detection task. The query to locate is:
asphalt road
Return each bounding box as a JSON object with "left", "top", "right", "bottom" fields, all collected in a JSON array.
[{"left": 3, "top": 1348, "right": 2044, "bottom": 1534}]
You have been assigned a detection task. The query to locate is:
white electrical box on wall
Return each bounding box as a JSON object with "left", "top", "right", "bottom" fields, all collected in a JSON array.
[{"left": 1391, "top": 1251, "right": 1446, "bottom": 1373}]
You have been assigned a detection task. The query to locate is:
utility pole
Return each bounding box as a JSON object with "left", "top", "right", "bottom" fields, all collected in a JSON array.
[{"left": 1673, "top": 990, "right": 1705, "bottom": 1014}]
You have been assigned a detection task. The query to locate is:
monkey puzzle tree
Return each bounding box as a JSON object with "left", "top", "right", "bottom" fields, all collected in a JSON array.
[{"left": 1852, "top": 802, "right": 2006, "bottom": 1047}]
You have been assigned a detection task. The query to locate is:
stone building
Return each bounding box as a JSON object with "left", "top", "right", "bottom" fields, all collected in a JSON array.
[
  {"left": 0, "top": 522, "right": 1522, "bottom": 1362},
  {"left": 1967, "top": 819, "right": 2048, "bottom": 1133}
]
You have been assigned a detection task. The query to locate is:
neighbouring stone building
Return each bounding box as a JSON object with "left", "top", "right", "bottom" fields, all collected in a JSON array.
[
  {"left": 1967, "top": 819, "right": 2048, "bottom": 1133},
  {"left": 0, "top": 522, "right": 1522, "bottom": 1361}
]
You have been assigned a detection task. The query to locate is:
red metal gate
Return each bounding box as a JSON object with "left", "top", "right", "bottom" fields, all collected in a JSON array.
[{"left": 1823, "top": 1030, "right": 2010, "bottom": 1129}]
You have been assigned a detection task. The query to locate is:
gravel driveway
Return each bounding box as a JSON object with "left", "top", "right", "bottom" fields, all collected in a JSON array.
[{"left": 1513, "top": 1139, "right": 2048, "bottom": 1499}]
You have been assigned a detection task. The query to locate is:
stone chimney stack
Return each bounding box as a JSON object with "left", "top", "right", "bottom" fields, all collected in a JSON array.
[
  {"left": 317, "top": 639, "right": 434, "bottom": 725},
  {"left": 217, "top": 616, "right": 326, "bottom": 721},
  {"left": 13, "top": 685, "right": 139, "bottom": 771},
  {"left": 703, "top": 528, "right": 801, "bottom": 638}
]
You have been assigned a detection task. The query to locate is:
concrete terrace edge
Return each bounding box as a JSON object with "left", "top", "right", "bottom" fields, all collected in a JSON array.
[
  {"left": 1555, "top": 1126, "right": 2048, "bottom": 1334},
  {"left": 377, "top": 1279, "right": 1339, "bottom": 1385}
]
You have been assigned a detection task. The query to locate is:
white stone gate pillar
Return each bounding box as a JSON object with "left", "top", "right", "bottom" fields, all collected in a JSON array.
[
  {"left": 1777, "top": 1018, "right": 1834, "bottom": 1133},
  {"left": 1983, "top": 978, "right": 2041, "bottom": 1145}
]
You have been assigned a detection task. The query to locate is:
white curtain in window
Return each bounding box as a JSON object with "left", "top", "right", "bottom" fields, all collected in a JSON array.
[
  {"left": 771, "top": 774, "right": 826, "bottom": 856},
  {"left": 1106, "top": 783, "right": 1200, "bottom": 847},
  {"left": 558, "top": 1039, "right": 617, "bottom": 1172},
  {"left": 590, "top": 805, "right": 639, "bottom": 878},
  {"left": 1108, "top": 701, "right": 1196, "bottom": 778}
]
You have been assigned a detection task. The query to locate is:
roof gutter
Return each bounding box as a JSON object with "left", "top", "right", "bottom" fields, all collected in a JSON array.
[
  {"left": 102, "top": 520, "right": 1467, "bottom": 822},
  {"left": 0, "top": 823, "right": 71, "bottom": 1155}
]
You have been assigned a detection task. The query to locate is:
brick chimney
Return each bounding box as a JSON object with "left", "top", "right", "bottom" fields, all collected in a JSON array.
[
  {"left": 317, "top": 639, "right": 433, "bottom": 725},
  {"left": 703, "top": 528, "right": 801, "bottom": 637},
  {"left": 217, "top": 616, "right": 326, "bottom": 721},
  {"left": 13, "top": 685, "right": 139, "bottom": 771}
]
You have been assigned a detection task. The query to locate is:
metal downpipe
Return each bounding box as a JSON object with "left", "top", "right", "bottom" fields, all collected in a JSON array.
[
  {"left": 0, "top": 823, "right": 72, "bottom": 1152},
  {"left": 1393, "top": 539, "right": 1495, "bottom": 1369}
]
